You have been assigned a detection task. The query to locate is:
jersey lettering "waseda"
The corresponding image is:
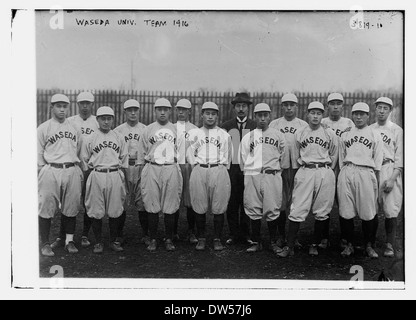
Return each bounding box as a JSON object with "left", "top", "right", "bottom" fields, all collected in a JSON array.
[
  {"left": 93, "top": 141, "right": 121, "bottom": 153},
  {"left": 299, "top": 136, "right": 329, "bottom": 149},
  {"left": 193, "top": 136, "right": 222, "bottom": 150},
  {"left": 345, "top": 136, "right": 373, "bottom": 149},
  {"left": 149, "top": 132, "right": 176, "bottom": 144},
  {"left": 249, "top": 136, "right": 279, "bottom": 153},
  {"left": 48, "top": 131, "right": 77, "bottom": 144}
]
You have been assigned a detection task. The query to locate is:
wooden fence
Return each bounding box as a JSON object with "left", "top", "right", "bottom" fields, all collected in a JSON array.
[{"left": 37, "top": 90, "right": 403, "bottom": 128}]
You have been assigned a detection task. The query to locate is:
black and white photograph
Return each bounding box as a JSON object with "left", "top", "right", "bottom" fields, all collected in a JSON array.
[{"left": 6, "top": 0, "right": 415, "bottom": 301}]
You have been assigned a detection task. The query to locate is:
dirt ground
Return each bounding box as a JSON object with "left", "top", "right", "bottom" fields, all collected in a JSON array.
[{"left": 39, "top": 205, "right": 404, "bottom": 282}]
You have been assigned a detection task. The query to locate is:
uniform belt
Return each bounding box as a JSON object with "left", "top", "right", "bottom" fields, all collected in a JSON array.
[
  {"left": 199, "top": 163, "right": 220, "bottom": 168},
  {"left": 129, "top": 159, "right": 137, "bottom": 166},
  {"left": 382, "top": 159, "right": 394, "bottom": 165},
  {"left": 145, "top": 160, "right": 176, "bottom": 166},
  {"left": 260, "top": 169, "right": 279, "bottom": 175},
  {"left": 94, "top": 168, "right": 119, "bottom": 173},
  {"left": 303, "top": 163, "right": 328, "bottom": 169},
  {"left": 49, "top": 163, "right": 76, "bottom": 169}
]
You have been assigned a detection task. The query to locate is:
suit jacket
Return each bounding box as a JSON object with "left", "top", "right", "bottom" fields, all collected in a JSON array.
[{"left": 221, "top": 118, "right": 257, "bottom": 174}]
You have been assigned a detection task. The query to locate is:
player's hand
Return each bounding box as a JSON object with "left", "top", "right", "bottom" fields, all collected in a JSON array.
[{"left": 383, "top": 179, "right": 395, "bottom": 193}]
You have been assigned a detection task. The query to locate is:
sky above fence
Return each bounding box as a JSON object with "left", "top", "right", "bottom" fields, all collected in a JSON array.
[{"left": 36, "top": 10, "right": 403, "bottom": 93}]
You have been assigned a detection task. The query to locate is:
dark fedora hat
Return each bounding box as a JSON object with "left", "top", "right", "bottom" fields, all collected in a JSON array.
[{"left": 231, "top": 92, "right": 253, "bottom": 105}]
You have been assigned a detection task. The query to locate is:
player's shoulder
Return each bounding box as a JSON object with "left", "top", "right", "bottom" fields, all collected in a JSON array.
[
  {"left": 269, "top": 117, "right": 283, "bottom": 126},
  {"left": 220, "top": 118, "right": 236, "bottom": 131},
  {"left": 67, "top": 114, "right": 78, "bottom": 121},
  {"left": 114, "top": 122, "right": 126, "bottom": 131},
  {"left": 296, "top": 117, "right": 308, "bottom": 126},
  {"left": 37, "top": 119, "right": 52, "bottom": 130}
]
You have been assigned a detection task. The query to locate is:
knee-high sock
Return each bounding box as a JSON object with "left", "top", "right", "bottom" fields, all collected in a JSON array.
[
  {"left": 187, "top": 208, "right": 196, "bottom": 232},
  {"left": 39, "top": 217, "right": 52, "bottom": 246},
  {"left": 385, "top": 218, "right": 397, "bottom": 246},
  {"left": 214, "top": 214, "right": 225, "bottom": 240},
  {"left": 322, "top": 218, "right": 330, "bottom": 240},
  {"left": 250, "top": 219, "right": 261, "bottom": 243},
  {"left": 92, "top": 218, "right": 103, "bottom": 244},
  {"left": 148, "top": 213, "right": 159, "bottom": 240},
  {"left": 109, "top": 217, "right": 120, "bottom": 243},
  {"left": 82, "top": 211, "right": 92, "bottom": 238},
  {"left": 173, "top": 210, "right": 180, "bottom": 235},
  {"left": 277, "top": 211, "right": 287, "bottom": 239},
  {"left": 341, "top": 217, "right": 354, "bottom": 244},
  {"left": 287, "top": 221, "right": 300, "bottom": 249},
  {"left": 117, "top": 211, "right": 126, "bottom": 238},
  {"left": 138, "top": 211, "right": 149, "bottom": 236},
  {"left": 195, "top": 214, "right": 206, "bottom": 239},
  {"left": 164, "top": 214, "right": 175, "bottom": 241},
  {"left": 267, "top": 219, "right": 278, "bottom": 243}
]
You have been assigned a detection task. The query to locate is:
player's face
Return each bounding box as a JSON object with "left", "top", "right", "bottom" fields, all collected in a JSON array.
[
  {"left": 202, "top": 110, "right": 218, "bottom": 128},
  {"left": 352, "top": 111, "right": 369, "bottom": 129},
  {"left": 375, "top": 103, "right": 392, "bottom": 123},
  {"left": 97, "top": 115, "right": 114, "bottom": 132},
  {"left": 155, "top": 107, "right": 171, "bottom": 125},
  {"left": 234, "top": 103, "right": 249, "bottom": 119},
  {"left": 327, "top": 100, "right": 343, "bottom": 117},
  {"left": 282, "top": 102, "right": 297, "bottom": 119},
  {"left": 255, "top": 112, "right": 271, "bottom": 130},
  {"left": 308, "top": 109, "right": 323, "bottom": 126},
  {"left": 176, "top": 107, "right": 190, "bottom": 122},
  {"left": 125, "top": 107, "right": 140, "bottom": 123},
  {"left": 78, "top": 101, "right": 93, "bottom": 116},
  {"left": 51, "top": 102, "right": 69, "bottom": 121}
]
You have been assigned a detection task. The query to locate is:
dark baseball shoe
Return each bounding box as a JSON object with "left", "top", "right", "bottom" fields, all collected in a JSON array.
[
  {"left": 340, "top": 239, "right": 348, "bottom": 250},
  {"left": 276, "top": 246, "right": 294, "bottom": 258},
  {"left": 65, "top": 241, "right": 79, "bottom": 254},
  {"left": 165, "top": 239, "right": 176, "bottom": 252},
  {"left": 93, "top": 243, "right": 104, "bottom": 254},
  {"left": 366, "top": 245, "right": 379, "bottom": 259},
  {"left": 294, "top": 239, "right": 303, "bottom": 250},
  {"left": 318, "top": 239, "right": 329, "bottom": 250},
  {"left": 141, "top": 235, "right": 151, "bottom": 246},
  {"left": 147, "top": 239, "right": 157, "bottom": 252},
  {"left": 188, "top": 233, "right": 198, "bottom": 245},
  {"left": 270, "top": 242, "right": 283, "bottom": 254},
  {"left": 110, "top": 241, "right": 124, "bottom": 253},
  {"left": 309, "top": 245, "right": 319, "bottom": 256},
  {"left": 81, "top": 236, "right": 91, "bottom": 248},
  {"left": 384, "top": 243, "right": 395, "bottom": 258},
  {"left": 196, "top": 238, "right": 206, "bottom": 251},
  {"left": 50, "top": 238, "right": 64, "bottom": 250},
  {"left": 225, "top": 237, "right": 235, "bottom": 245},
  {"left": 275, "top": 237, "right": 286, "bottom": 248},
  {"left": 246, "top": 242, "right": 263, "bottom": 253},
  {"left": 341, "top": 244, "right": 354, "bottom": 257},
  {"left": 41, "top": 244, "right": 55, "bottom": 257},
  {"left": 213, "top": 239, "right": 224, "bottom": 251}
]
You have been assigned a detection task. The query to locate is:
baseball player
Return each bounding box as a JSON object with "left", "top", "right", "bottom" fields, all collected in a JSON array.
[
  {"left": 80, "top": 106, "right": 129, "bottom": 254},
  {"left": 321, "top": 93, "right": 354, "bottom": 250},
  {"left": 50, "top": 92, "right": 99, "bottom": 250},
  {"left": 114, "top": 99, "right": 147, "bottom": 245},
  {"left": 38, "top": 93, "right": 83, "bottom": 257},
  {"left": 221, "top": 92, "right": 257, "bottom": 246},
  {"left": 239, "top": 103, "right": 286, "bottom": 253},
  {"left": 137, "top": 98, "right": 183, "bottom": 252},
  {"left": 277, "top": 102, "right": 338, "bottom": 258},
  {"left": 187, "top": 102, "right": 232, "bottom": 251},
  {"left": 269, "top": 93, "right": 308, "bottom": 248},
  {"left": 337, "top": 102, "right": 383, "bottom": 258},
  {"left": 174, "top": 99, "right": 199, "bottom": 244},
  {"left": 370, "top": 97, "right": 403, "bottom": 258}
]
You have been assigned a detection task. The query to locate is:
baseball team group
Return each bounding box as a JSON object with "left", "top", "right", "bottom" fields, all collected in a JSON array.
[{"left": 37, "top": 91, "right": 403, "bottom": 261}]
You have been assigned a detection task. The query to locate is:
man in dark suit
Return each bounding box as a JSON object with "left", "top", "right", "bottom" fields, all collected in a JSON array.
[{"left": 221, "top": 92, "right": 257, "bottom": 245}]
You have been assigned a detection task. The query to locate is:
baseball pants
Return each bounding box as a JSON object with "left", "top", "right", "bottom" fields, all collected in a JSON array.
[
  {"left": 379, "top": 162, "right": 403, "bottom": 218},
  {"left": 338, "top": 164, "right": 379, "bottom": 221},
  {"left": 141, "top": 163, "right": 183, "bottom": 215},
  {"left": 85, "top": 170, "right": 126, "bottom": 219},
  {"left": 244, "top": 172, "right": 282, "bottom": 222},
  {"left": 190, "top": 165, "right": 231, "bottom": 215},
  {"left": 38, "top": 164, "right": 83, "bottom": 219},
  {"left": 289, "top": 166, "right": 335, "bottom": 223}
]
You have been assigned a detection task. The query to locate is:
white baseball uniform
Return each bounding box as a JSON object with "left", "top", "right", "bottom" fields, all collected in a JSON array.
[
  {"left": 370, "top": 121, "right": 403, "bottom": 218},
  {"left": 67, "top": 114, "right": 99, "bottom": 139},
  {"left": 114, "top": 122, "right": 147, "bottom": 211},
  {"left": 289, "top": 125, "right": 338, "bottom": 223},
  {"left": 81, "top": 129, "right": 128, "bottom": 219},
  {"left": 240, "top": 127, "right": 286, "bottom": 222},
  {"left": 137, "top": 121, "right": 183, "bottom": 215},
  {"left": 38, "top": 118, "right": 83, "bottom": 219},
  {"left": 338, "top": 126, "right": 383, "bottom": 221},
  {"left": 187, "top": 126, "right": 232, "bottom": 215}
]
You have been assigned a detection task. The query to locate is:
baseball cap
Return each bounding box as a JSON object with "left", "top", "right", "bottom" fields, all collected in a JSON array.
[
  {"left": 352, "top": 102, "right": 370, "bottom": 113},
  {"left": 327, "top": 93, "right": 344, "bottom": 103},
  {"left": 51, "top": 94, "right": 70, "bottom": 104},
  {"left": 254, "top": 103, "right": 271, "bottom": 113},
  {"left": 375, "top": 97, "right": 393, "bottom": 108},
  {"left": 231, "top": 92, "right": 253, "bottom": 105},
  {"left": 96, "top": 106, "right": 115, "bottom": 117},
  {"left": 281, "top": 93, "right": 298, "bottom": 104},
  {"left": 175, "top": 99, "right": 192, "bottom": 109},
  {"left": 201, "top": 102, "right": 219, "bottom": 111},
  {"left": 124, "top": 99, "right": 140, "bottom": 109},
  {"left": 77, "top": 92, "right": 94, "bottom": 103},
  {"left": 154, "top": 98, "right": 172, "bottom": 108},
  {"left": 308, "top": 101, "right": 325, "bottom": 112}
]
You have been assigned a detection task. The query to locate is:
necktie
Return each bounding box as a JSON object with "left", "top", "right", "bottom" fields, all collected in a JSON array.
[{"left": 237, "top": 118, "right": 247, "bottom": 141}]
